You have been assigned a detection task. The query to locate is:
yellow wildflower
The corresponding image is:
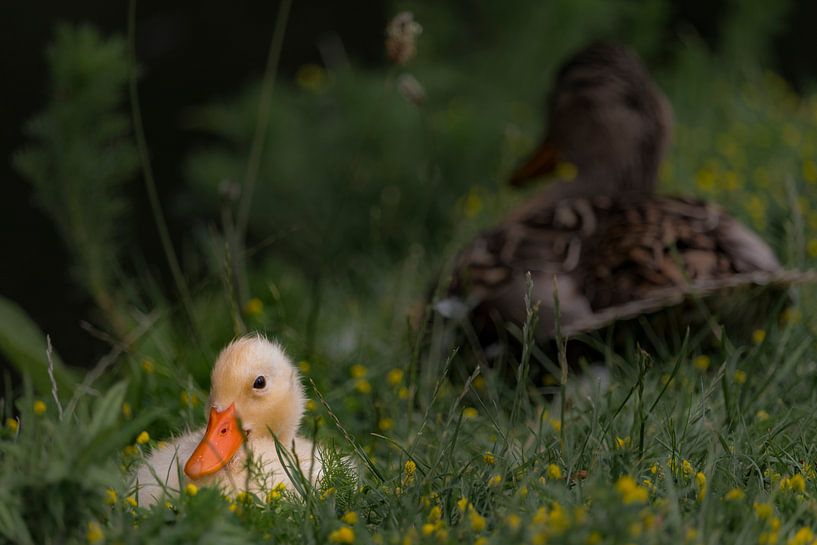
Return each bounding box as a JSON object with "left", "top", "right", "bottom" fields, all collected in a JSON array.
[
  {"left": 235, "top": 491, "right": 252, "bottom": 504},
  {"left": 462, "top": 407, "right": 478, "bottom": 420},
  {"left": 616, "top": 475, "right": 649, "bottom": 505},
  {"left": 473, "top": 376, "right": 486, "bottom": 391},
  {"left": 487, "top": 474, "right": 502, "bottom": 487},
  {"left": 650, "top": 463, "right": 659, "bottom": 475},
  {"left": 398, "top": 387, "right": 410, "bottom": 400},
  {"left": 122, "top": 445, "right": 138, "bottom": 457},
  {"left": 457, "top": 497, "right": 472, "bottom": 512},
  {"left": 518, "top": 486, "right": 529, "bottom": 497},
  {"left": 320, "top": 487, "right": 336, "bottom": 500},
  {"left": 474, "top": 538, "right": 487, "bottom": 545},
  {"left": 787, "top": 527, "right": 814, "bottom": 545},
  {"left": 781, "top": 474, "right": 806, "bottom": 493},
  {"left": 421, "top": 523, "right": 435, "bottom": 536},
  {"left": 140, "top": 359, "right": 155, "bottom": 374},
  {"left": 298, "top": 360, "right": 311, "bottom": 374},
  {"left": 483, "top": 452, "right": 495, "bottom": 465},
  {"left": 587, "top": 531, "right": 603, "bottom": 544},
  {"left": 267, "top": 482, "right": 286, "bottom": 502},
  {"left": 354, "top": 379, "right": 372, "bottom": 394},
  {"left": 682, "top": 459, "right": 694, "bottom": 476},
  {"left": 724, "top": 488, "right": 745, "bottom": 501},
  {"left": 615, "top": 436, "right": 631, "bottom": 449},
  {"left": 505, "top": 513, "right": 521, "bottom": 531},
  {"left": 549, "top": 418, "right": 562, "bottom": 433},
  {"left": 328, "top": 526, "right": 355, "bottom": 544},
  {"left": 757, "top": 410, "right": 770, "bottom": 422},
  {"left": 469, "top": 511, "right": 486, "bottom": 532},
  {"left": 549, "top": 502, "right": 570, "bottom": 535},
  {"left": 104, "top": 488, "right": 117, "bottom": 505},
  {"left": 546, "top": 463, "right": 562, "bottom": 480},
  {"left": 136, "top": 431, "right": 150, "bottom": 445},
  {"left": 341, "top": 511, "right": 358, "bottom": 525},
  {"left": 692, "top": 355, "right": 711, "bottom": 371},
  {"left": 685, "top": 528, "right": 698, "bottom": 542},
  {"left": 350, "top": 364, "right": 367, "bottom": 378},
  {"left": 754, "top": 502, "right": 773, "bottom": 519},
  {"left": 428, "top": 505, "right": 442, "bottom": 522},
  {"left": 243, "top": 297, "right": 263, "bottom": 316},
  {"left": 378, "top": 418, "right": 394, "bottom": 431},
  {"left": 86, "top": 521, "right": 103, "bottom": 544},
  {"left": 532, "top": 506, "right": 549, "bottom": 525},
  {"left": 122, "top": 402, "right": 132, "bottom": 418},
  {"left": 404, "top": 460, "right": 416, "bottom": 478},
  {"left": 695, "top": 472, "right": 707, "bottom": 502},
  {"left": 33, "top": 400, "right": 46, "bottom": 415},
  {"left": 387, "top": 368, "right": 404, "bottom": 385},
  {"left": 306, "top": 399, "right": 317, "bottom": 411},
  {"left": 6, "top": 417, "right": 18, "bottom": 432},
  {"left": 752, "top": 329, "right": 766, "bottom": 345},
  {"left": 125, "top": 495, "right": 137, "bottom": 508},
  {"left": 734, "top": 370, "right": 748, "bottom": 384}
]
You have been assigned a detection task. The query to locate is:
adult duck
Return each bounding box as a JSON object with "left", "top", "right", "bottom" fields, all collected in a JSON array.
[{"left": 440, "top": 42, "right": 810, "bottom": 353}]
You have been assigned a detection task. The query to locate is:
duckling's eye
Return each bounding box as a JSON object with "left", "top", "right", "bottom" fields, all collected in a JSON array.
[{"left": 253, "top": 376, "right": 266, "bottom": 389}]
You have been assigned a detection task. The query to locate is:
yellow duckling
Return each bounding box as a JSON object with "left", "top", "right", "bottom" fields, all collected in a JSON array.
[{"left": 136, "top": 335, "right": 319, "bottom": 505}]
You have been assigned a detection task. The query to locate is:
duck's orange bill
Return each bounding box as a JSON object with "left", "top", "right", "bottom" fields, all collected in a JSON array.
[
  {"left": 184, "top": 403, "right": 243, "bottom": 480},
  {"left": 508, "top": 143, "right": 559, "bottom": 187}
]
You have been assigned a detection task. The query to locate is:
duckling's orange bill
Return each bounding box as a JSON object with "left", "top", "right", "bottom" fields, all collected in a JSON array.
[
  {"left": 508, "top": 143, "right": 559, "bottom": 187},
  {"left": 184, "top": 403, "right": 243, "bottom": 480}
]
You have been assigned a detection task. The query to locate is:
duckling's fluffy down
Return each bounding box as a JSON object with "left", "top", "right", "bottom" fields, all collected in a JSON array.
[{"left": 136, "top": 432, "right": 319, "bottom": 506}]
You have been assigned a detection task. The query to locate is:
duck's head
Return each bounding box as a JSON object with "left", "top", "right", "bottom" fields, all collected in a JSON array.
[
  {"left": 184, "top": 335, "right": 305, "bottom": 480},
  {"left": 509, "top": 42, "right": 673, "bottom": 195}
]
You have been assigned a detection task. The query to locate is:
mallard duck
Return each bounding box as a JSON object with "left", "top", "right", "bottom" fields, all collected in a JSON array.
[
  {"left": 136, "top": 335, "right": 318, "bottom": 506},
  {"left": 440, "top": 42, "right": 812, "bottom": 352}
]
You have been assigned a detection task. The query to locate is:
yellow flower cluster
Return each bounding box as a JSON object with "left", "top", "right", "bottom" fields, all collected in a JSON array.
[
  {"left": 615, "top": 475, "right": 649, "bottom": 505},
  {"left": 695, "top": 472, "right": 707, "bottom": 502},
  {"left": 723, "top": 488, "right": 745, "bottom": 502},
  {"left": 328, "top": 526, "right": 355, "bottom": 544},
  {"left": 266, "top": 482, "right": 286, "bottom": 502},
  {"left": 780, "top": 474, "right": 806, "bottom": 493},
  {"left": 787, "top": 527, "right": 815, "bottom": 545}
]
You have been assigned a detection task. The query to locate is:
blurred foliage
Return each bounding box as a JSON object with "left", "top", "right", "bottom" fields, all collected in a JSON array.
[
  {"left": 6, "top": 0, "right": 817, "bottom": 543},
  {"left": 14, "top": 25, "right": 138, "bottom": 337}
]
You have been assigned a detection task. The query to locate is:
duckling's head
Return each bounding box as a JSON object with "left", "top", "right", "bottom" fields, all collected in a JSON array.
[
  {"left": 510, "top": 42, "right": 673, "bottom": 195},
  {"left": 184, "top": 335, "right": 305, "bottom": 480}
]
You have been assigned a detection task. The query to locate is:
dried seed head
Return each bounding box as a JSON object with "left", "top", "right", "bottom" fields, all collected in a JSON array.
[{"left": 385, "top": 12, "right": 422, "bottom": 65}]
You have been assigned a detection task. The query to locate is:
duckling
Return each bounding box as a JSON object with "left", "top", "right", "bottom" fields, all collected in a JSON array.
[
  {"left": 136, "top": 335, "right": 319, "bottom": 506},
  {"left": 442, "top": 42, "right": 813, "bottom": 352}
]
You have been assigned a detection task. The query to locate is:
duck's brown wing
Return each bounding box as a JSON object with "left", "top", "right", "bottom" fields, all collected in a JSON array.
[
  {"left": 442, "top": 197, "right": 602, "bottom": 338},
  {"left": 443, "top": 194, "right": 808, "bottom": 343},
  {"left": 580, "top": 196, "right": 782, "bottom": 310}
]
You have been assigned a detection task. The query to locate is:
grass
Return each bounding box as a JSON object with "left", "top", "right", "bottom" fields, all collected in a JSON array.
[
  {"left": 4, "top": 297, "right": 817, "bottom": 545},
  {"left": 5, "top": 1, "right": 817, "bottom": 544}
]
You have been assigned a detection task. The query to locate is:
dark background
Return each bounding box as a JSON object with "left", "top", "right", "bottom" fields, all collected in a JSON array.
[{"left": 2, "top": 0, "right": 816, "bottom": 368}]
